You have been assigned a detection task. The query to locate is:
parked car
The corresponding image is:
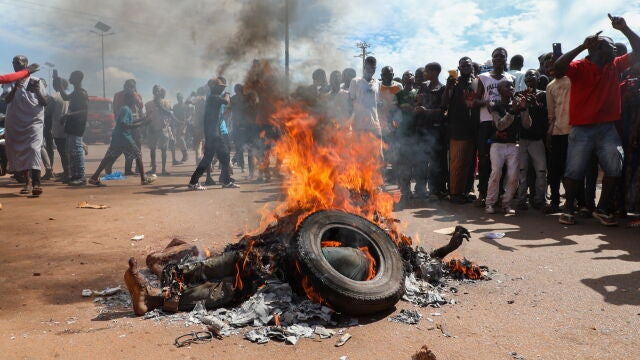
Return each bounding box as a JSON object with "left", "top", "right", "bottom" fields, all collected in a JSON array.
[{"left": 84, "top": 96, "right": 115, "bottom": 144}]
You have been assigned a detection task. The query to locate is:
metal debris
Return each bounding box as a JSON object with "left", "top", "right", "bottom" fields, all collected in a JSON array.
[{"left": 389, "top": 309, "right": 422, "bottom": 325}]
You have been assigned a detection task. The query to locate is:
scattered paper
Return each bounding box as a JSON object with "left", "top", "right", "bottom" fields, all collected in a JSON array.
[
  {"left": 131, "top": 235, "right": 145, "bottom": 241},
  {"left": 433, "top": 227, "right": 457, "bottom": 235},
  {"left": 81, "top": 289, "right": 92, "bottom": 297},
  {"left": 335, "top": 333, "right": 351, "bottom": 347},
  {"left": 484, "top": 232, "right": 506, "bottom": 239},
  {"left": 93, "top": 286, "right": 122, "bottom": 296},
  {"left": 77, "top": 201, "right": 109, "bottom": 209}
]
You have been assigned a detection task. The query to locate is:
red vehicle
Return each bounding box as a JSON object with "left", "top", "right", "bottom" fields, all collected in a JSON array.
[{"left": 85, "top": 96, "right": 115, "bottom": 144}]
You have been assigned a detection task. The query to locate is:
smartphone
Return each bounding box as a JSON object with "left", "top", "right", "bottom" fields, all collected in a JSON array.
[{"left": 552, "top": 43, "right": 562, "bottom": 57}]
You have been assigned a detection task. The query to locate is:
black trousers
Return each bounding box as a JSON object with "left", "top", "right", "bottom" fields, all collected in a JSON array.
[{"left": 189, "top": 136, "right": 231, "bottom": 185}]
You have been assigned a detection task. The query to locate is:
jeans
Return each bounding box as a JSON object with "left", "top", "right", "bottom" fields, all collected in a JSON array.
[
  {"left": 477, "top": 121, "right": 494, "bottom": 198},
  {"left": 565, "top": 123, "right": 623, "bottom": 180},
  {"left": 66, "top": 135, "right": 85, "bottom": 180},
  {"left": 516, "top": 139, "right": 547, "bottom": 205},
  {"left": 486, "top": 143, "right": 519, "bottom": 207},
  {"left": 415, "top": 131, "right": 445, "bottom": 195},
  {"left": 547, "top": 135, "right": 568, "bottom": 205}
]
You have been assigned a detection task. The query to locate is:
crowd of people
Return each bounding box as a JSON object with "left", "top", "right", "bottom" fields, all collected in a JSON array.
[{"left": 0, "top": 13, "right": 638, "bottom": 228}]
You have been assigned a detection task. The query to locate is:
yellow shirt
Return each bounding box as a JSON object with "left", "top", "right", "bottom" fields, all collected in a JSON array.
[{"left": 546, "top": 77, "right": 572, "bottom": 135}]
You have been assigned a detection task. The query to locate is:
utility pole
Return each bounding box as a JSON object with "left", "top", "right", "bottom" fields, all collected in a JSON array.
[
  {"left": 355, "top": 41, "right": 373, "bottom": 75},
  {"left": 91, "top": 21, "right": 114, "bottom": 98},
  {"left": 284, "top": 0, "right": 290, "bottom": 93}
]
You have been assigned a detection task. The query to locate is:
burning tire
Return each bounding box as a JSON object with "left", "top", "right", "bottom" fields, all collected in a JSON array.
[{"left": 291, "top": 210, "right": 405, "bottom": 315}]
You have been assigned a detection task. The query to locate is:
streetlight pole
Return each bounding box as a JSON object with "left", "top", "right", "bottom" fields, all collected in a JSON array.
[
  {"left": 91, "top": 21, "right": 113, "bottom": 98},
  {"left": 284, "top": 0, "right": 290, "bottom": 93},
  {"left": 44, "top": 62, "right": 55, "bottom": 91}
]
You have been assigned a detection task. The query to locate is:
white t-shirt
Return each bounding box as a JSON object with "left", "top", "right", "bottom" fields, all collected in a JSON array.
[
  {"left": 478, "top": 72, "right": 515, "bottom": 122},
  {"left": 349, "top": 77, "right": 380, "bottom": 135}
]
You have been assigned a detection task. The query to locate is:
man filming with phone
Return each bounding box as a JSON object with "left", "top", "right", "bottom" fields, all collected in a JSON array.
[{"left": 553, "top": 13, "right": 640, "bottom": 226}]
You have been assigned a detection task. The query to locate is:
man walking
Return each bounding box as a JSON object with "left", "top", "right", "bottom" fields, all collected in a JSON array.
[
  {"left": 58, "top": 70, "right": 88, "bottom": 186},
  {"left": 188, "top": 77, "right": 239, "bottom": 190}
]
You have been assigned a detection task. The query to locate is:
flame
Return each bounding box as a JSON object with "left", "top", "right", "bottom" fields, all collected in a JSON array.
[
  {"left": 320, "top": 240, "right": 343, "bottom": 247},
  {"left": 445, "top": 256, "right": 484, "bottom": 280},
  {"left": 358, "top": 246, "right": 377, "bottom": 281},
  {"left": 203, "top": 247, "right": 211, "bottom": 258},
  {"left": 295, "top": 260, "right": 329, "bottom": 306},
  {"left": 250, "top": 100, "right": 409, "bottom": 246},
  {"left": 233, "top": 240, "right": 256, "bottom": 291},
  {"left": 234, "top": 261, "right": 243, "bottom": 290},
  {"left": 273, "top": 313, "right": 281, "bottom": 327}
]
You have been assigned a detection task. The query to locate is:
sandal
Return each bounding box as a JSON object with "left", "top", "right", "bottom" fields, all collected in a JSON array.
[
  {"left": 88, "top": 178, "right": 106, "bottom": 187},
  {"left": 31, "top": 187, "right": 43, "bottom": 196}
]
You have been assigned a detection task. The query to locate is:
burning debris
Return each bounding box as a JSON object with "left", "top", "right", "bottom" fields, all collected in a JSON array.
[{"left": 103, "top": 94, "right": 491, "bottom": 346}]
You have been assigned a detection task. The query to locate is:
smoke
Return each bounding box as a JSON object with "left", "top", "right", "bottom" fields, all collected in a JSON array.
[{"left": 29, "top": 0, "right": 351, "bottom": 98}]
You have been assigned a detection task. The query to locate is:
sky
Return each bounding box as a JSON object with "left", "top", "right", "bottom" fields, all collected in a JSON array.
[{"left": 0, "top": 0, "right": 638, "bottom": 102}]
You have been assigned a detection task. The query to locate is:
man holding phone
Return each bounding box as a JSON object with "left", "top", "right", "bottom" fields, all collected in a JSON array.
[{"left": 553, "top": 14, "right": 639, "bottom": 226}]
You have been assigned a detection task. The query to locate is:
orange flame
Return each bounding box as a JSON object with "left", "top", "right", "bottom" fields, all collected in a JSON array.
[
  {"left": 203, "top": 247, "right": 211, "bottom": 258},
  {"left": 295, "top": 260, "right": 329, "bottom": 306},
  {"left": 358, "top": 246, "right": 377, "bottom": 281},
  {"left": 251, "top": 101, "right": 409, "bottom": 246},
  {"left": 273, "top": 313, "right": 281, "bottom": 327},
  {"left": 320, "top": 241, "right": 343, "bottom": 247},
  {"left": 446, "top": 256, "right": 484, "bottom": 280}
]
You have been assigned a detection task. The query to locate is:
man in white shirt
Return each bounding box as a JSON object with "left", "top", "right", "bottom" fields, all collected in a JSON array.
[{"left": 349, "top": 56, "right": 383, "bottom": 163}]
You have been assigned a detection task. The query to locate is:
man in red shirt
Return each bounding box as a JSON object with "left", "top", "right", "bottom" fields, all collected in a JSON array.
[{"left": 554, "top": 14, "right": 639, "bottom": 226}]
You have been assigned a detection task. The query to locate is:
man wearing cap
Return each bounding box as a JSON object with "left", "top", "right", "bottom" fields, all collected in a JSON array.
[{"left": 187, "top": 77, "right": 239, "bottom": 190}]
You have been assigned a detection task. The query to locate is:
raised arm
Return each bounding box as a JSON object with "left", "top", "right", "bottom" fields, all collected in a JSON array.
[
  {"left": 0, "top": 69, "right": 29, "bottom": 84},
  {"left": 610, "top": 14, "right": 640, "bottom": 65}
]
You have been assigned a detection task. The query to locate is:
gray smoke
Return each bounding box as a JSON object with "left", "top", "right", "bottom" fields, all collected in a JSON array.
[{"left": 31, "top": 0, "right": 351, "bottom": 97}]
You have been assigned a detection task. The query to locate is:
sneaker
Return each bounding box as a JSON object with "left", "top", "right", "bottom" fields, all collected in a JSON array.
[
  {"left": 592, "top": 209, "right": 618, "bottom": 226},
  {"left": 141, "top": 177, "right": 155, "bottom": 185},
  {"left": 188, "top": 182, "right": 207, "bottom": 191},
  {"left": 485, "top": 205, "right": 496, "bottom": 214},
  {"left": 222, "top": 182, "right": 240, "bottom": 189},
  {"left": 503, "top": 206, "right": 516, "bottom": 215},
  {"left": 88, "top": 178, "right": 106, "bottom": 187},
  {"left": 559, "top": 213, "right": 576, "bottom": 225}
]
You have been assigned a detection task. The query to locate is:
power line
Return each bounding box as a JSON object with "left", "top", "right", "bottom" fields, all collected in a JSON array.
[{"left": 355, "top": 41, "right": 373, "bottom": 75}]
